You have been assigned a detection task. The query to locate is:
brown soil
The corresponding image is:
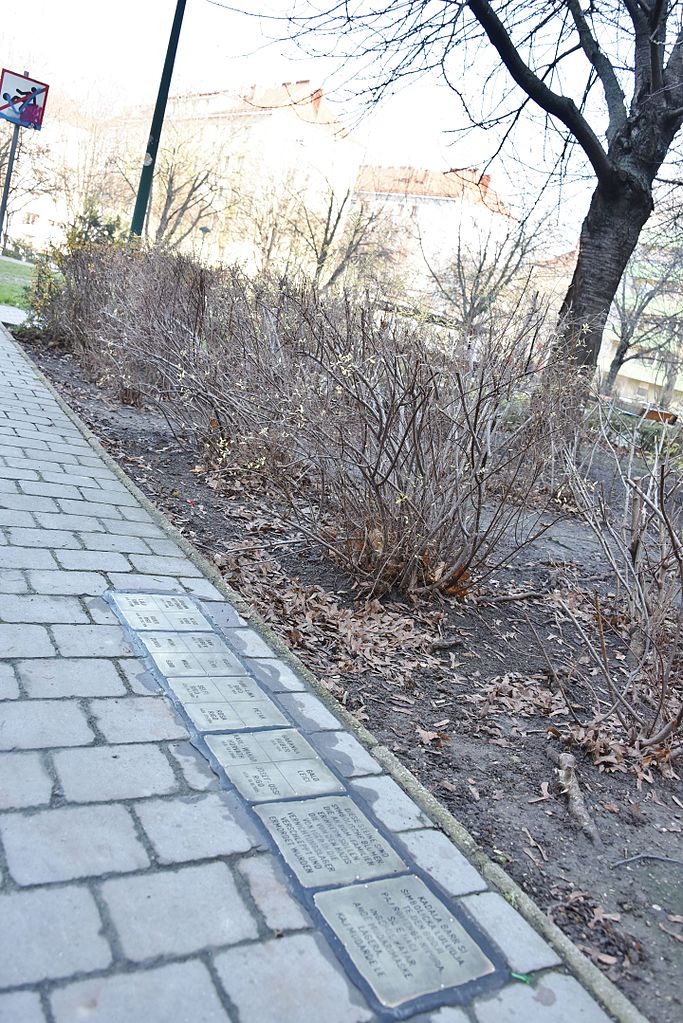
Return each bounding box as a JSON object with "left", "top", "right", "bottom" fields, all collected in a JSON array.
[{"left": 20, "top": 337, "right": 683, "bottom": 1023}]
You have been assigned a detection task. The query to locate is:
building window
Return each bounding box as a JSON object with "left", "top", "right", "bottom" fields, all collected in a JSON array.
[{"left": 23, "top": 212, "right": 38, "bottom": 225}]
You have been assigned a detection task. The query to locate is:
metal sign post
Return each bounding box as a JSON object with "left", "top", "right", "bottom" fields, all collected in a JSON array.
[
  {"left": 0, "top": 122, "right": 19, "bottom": 251},
  {"left": 0, "top": 68, "right": 49, "bottom": 253}
]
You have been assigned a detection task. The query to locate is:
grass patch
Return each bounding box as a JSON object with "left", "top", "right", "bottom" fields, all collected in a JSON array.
[{"left": 0, "top": 257, "right": 35, "bottom": 310}]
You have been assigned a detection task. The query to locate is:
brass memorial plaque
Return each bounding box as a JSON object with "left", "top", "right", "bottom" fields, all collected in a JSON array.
[{"left": 315, "top": 875, "right": 495, "bottom": 1007}]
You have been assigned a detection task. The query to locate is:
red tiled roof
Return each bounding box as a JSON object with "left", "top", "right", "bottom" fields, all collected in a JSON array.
[
  {"left": 354, "top": 165, "right": 507, "bottom": 213},
  {"left": 168, "top": 81, "right": 346, "bottom": 133}
]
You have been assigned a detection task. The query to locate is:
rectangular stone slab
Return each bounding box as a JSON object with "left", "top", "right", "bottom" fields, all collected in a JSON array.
[
  {"left": 314, "top": 875, "right": 495, "bottom": 1007},
  {"left": 206, "top": 730, "right": 343, "bottom": 801},
  {"left": 110, "top": 592, "right": 200, "bottom": 616},
  {"left": 186, "top": 700, "right": 289, "bottom": 732},
  {"left": 167, "top": 678, "right": 289, "bottom": 732},
  {"left": 143, "top": 639, "right": 244, "bottom": 678},
  {"left": 254, "top": 796, "right": 406, "bottom": 887},
  {"left": 168, "top": 677, "right": 269, "bottom": 704}
]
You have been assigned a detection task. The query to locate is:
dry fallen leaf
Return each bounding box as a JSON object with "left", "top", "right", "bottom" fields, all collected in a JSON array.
[
  {"left": 529, "top": 781, "right": 551, "bottom": 804},
  {"left": 658, "top": 923, "right": 683, "bottom": 943}
]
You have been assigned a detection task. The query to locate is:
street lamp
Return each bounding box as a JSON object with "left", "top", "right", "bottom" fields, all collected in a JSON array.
[{"left": 130, "top": 0, "right": 187, "bottom": 237}]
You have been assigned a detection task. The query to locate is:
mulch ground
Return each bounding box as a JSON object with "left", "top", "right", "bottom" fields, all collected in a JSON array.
[{"left": 20, "top": 336, "right": 683, "bottom": 1023}]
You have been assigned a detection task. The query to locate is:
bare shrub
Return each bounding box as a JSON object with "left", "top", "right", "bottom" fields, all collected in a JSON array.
[
  {"left": 38, "top": 245, "right": 570, "bottom": 596},
  {"left": 550, "top": 408, "right": 683, "bottom": 772}
]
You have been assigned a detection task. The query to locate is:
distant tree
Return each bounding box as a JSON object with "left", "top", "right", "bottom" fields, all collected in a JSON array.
[
  {"left": 419, "top": 217, "right": 543, "bottom": 342},
  {"left": 604, "top": 231, "right": 683, "bottom": 394},
  {"left": 115, "top": 129, "right": 229, "bottom": 249},
  {"left": 290, "top": 183, "right": 400, "bottom": 290},
  {"left": 0, "top": 123, "right": 52, "bottom": 251}
]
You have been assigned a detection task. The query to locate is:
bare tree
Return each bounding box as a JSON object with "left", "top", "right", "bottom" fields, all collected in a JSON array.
[
  {"left": 289, "top": 183, "right": 400, "bottom": 289},
  {"left": 276, "top": 2, "right": 683, "bottom": 370},
  {"left": 605, "top": 231, "right": 683, "bottom": 394},
  {"left": 0, "top": 123, "right": 52, "bottom": 250},
  {"left": 114, "top": 129, "right": 229, "bottom": 249},
  {"left": 419, "top": 217, "right": 544, "bottom": 341}
]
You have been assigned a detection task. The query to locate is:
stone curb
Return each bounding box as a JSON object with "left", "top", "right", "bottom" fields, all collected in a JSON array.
[{"left": 5, "top": 325, "right": 650, "bottom": 1023}]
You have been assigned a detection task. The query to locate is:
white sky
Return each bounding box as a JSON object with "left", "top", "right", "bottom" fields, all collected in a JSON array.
[
  {"left": 2, "top": 0, "right": 593, "bottom": 244},
  {"left": 3, "top": 0, "right": 464, "bottom": 169}
]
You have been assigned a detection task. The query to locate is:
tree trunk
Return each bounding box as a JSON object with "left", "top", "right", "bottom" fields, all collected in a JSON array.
[
  {"left": 604, "top": 336, "right": 632, "bottom": 394},
  {"left": 557, "top": 182, "right": 653, "bottom": 369},
  {"left": 658, "top": 360, "right": 679, "bottom": 410}
]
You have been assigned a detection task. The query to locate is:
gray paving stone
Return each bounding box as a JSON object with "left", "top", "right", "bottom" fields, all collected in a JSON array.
[
  {"left": 0, "top": 751, "right": 53, "bottom": 808},
  {"left": 12, "top": 447, "right": 78, "bottom": 465},
  {"left": 0, "top": 594, "right": 88, "bottom": 623},
  {"left": 310, "top": 730, "right": 383, "bottom": 777},
  {"left": 54, "top": 549, "right": 132, "bottom": 573},
  {"left": 129, "top": 553, "right": 201, "bottom": 576},
  {"left": 19, "top": 480, "right": 82, "bottom": 500},
  {"left": 0, "top": 492, "right": 58, "bottom": 512},
  {"left": 396, "top": 829, "right": 487, "bottom": 898},
  {"left": 17, "top": 658, "right": 127, "bottom": 698},
  {"left": 120, "top": 504, "right": 155, "bottom": 522},
  {"left": 0, "top": 700, "right": 94, "bottom": 750},
  {"left": 0, "top": 567, "right": 28, "bottom": 593},
  {"left": 54, "top": 743, "right": 178, "bottom": 801},
  {"left": 116, "top": 658, "right": 161, "bottom": 695},
  {"left": 0, "top": 990, "right": 46, "bottom": 1022},
  {"left": 0, "top": 546, "right": 58, "bottom": 570},
  {"left": 0, "top": 662, "right": 19, "bottom": 699},
  {"left": 180, "top": 576, "right": 225, "bottom": 600},
  {"left": 278, "top": 692, "right": 342, "bottom": 731},
  {"left": 461, "top": 892, "right": 561, "bottom": 972},
  {"left": 135, "top": 791, "right": 260, "bottom": 863},
  {"left": 202, "top": 601, "right": 247, "bottom": 630},
  {"left": 101, "top": 861, "right": 257, "bottom": 960},
  {"left": 0, "top": 885, "right": 111, "bottom": 985},
  {"left": 0, "top": 623, "right": 54, "bottom": 657},
  {"left": 0, "top": 464, "right": 38, "bottom": 480},
  {"left": 41, "top": 469, "right": 104, "bottom": 489},
  {"left": 167, "top": 740, "right": 220, "bottom": 791},
  {"left": 89, "top": 696, "right": 188, "bottom": 743},
  {"left": 427, "top": 1009, "right": 470, "bottom": 1023},
  {"left": 145, "top": 537, "right": 186, "bottom": 557},
  {"left": 79, "top": 531, "right": 151, "bottom": 554},
  {"left": 58, "top": 498, "right": 123, "bottom": 519},
  {"left": 238, "top": 854, "right": 310, "bottom": 931},
  {"left": 214, "top": 933, "right": 372, "bottom": 1023},
  {"left": 51, "top": 962, "right": 231, "bottom": 1023},
  {"left": 0, "top": 803, "right": 149, "bottom": 884},
  {"left": 107, "top": 572, "right": 184, "bottom": 593},
  {"left": 472, "top": 973, "right": 613, "bottom": 1023},
  {"left": 103, "top": 518, "right": 166, "bottom": 538},
  {"left": 248, "top": 657, "right": 306, "bottom": 692},
  {"left": 350, "top": 775, "right": 434, "bottom": 831},
  {"left": 71, "top": 462, "right": 112, "bottom": 478},
  {"left": 80, "top": 488, "right": 138, "bottom": 508},
  {"left": 6, "top": 455, "right": 78, "bottom": 475},
  {"left": 84, "top": 595, "right": 119, "bottom": 624},
  {"left": 227, "top": 626, "right": 274, "bottom": 658},
  {"left": 26, "top": 569, "right": 108, "bottom": 595},
  {"left": 35, "top": 511, "right": 103, "bottom": 531},
  {"left": 0, "top": 507, "right": 34, "bottom": 526},
  {"left": 6, "top": 526, "right": 80, "bottom": 549},
  {"left": 51, "top": 623, "right": 135, "bottom": 657}
]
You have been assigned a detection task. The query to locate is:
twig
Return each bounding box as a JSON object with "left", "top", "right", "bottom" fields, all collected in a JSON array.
[
  {"left": 557, "top": 752, "right": 602, "bottom": 845},
  {"left": 611, "top": 853, "right": 683, "bottom": 868},
  {"left": 480, "top": 589, "right": 547, "bottom": 604}
]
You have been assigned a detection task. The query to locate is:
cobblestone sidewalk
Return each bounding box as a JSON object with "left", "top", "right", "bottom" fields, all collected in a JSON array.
[{"left": 0, "top": 325, "right": 637, "bottom": 1023}]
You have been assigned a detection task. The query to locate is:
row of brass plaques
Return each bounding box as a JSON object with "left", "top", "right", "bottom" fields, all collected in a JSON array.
[{"left": 109, "top": 591, "right": 499, "bottom": 1014}]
